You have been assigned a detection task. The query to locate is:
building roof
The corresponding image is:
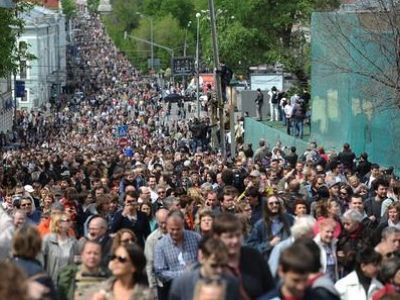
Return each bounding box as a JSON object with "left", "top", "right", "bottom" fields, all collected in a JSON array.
[{"left": 20, "top": 6, "right": 60, "bottom": 27}]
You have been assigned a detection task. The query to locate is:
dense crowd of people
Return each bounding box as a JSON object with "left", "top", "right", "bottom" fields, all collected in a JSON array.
[{"left": 1, "top": 12, "right": 400, "bottom": 300}]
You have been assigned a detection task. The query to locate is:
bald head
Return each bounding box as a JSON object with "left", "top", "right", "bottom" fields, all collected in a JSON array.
[{"left": 156, "top": 208, "right": 169, "bottom": 234}]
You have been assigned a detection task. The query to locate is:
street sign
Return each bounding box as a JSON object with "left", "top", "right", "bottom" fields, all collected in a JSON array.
[
  {"left": 15, "top": 80, "right": 25, "bottom": 98},
  {"left": 117, "top": 125, "right": 128, "bottom": 137},
  {"left": 173, "top": 57, "right": 195, "bottom": 76}
]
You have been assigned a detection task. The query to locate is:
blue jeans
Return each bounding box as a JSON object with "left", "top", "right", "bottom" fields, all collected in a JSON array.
[{"left": 294, "top": 118, "right": 304, "bottom": 139}]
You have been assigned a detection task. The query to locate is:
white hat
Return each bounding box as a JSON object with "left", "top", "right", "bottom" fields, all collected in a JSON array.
[{"left": 24, "top": 185, "right": 34, "bottom": 193}]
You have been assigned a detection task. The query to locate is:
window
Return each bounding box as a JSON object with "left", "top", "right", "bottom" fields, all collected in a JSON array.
[{"left": 19, "top": 61, "right": 27, "bottom": 79}]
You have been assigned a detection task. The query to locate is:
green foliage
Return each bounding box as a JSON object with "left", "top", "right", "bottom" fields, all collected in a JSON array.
[
  {"left": 102, "top": 0, "right": 339, "bottom": 78},
  {"left": 87, "top": 0, "right": 100, "bottom": 13},
  {"left": 61, "top": 0, "right": 77, "bottom": 19},
  {"left": 130, "top": 15, "right": 184, "bottom": 70},
  {"left": 0, "top": 2, "right": 33, "bottom": 79}
]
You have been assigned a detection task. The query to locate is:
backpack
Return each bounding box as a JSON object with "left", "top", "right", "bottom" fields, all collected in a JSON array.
[{"left": 271, "top": 93, "right": 279, "bottom": 104}]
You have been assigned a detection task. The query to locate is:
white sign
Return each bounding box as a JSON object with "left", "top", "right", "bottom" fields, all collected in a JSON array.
[{"left": 250, "top": 74, "right": 283, "bottom": 91}]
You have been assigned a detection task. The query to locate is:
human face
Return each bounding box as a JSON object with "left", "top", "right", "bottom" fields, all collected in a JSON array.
[
  {"left": 343, "top": 219, "right": 359, "bottom": 233},
  {"left": 372, "top": 167, "right": 380, "bottom": 177},
  {"left": 59, "top": 215, "right": 71, "bottom": 233},
  {"left": 4, "top": 194, "right": 12, "bottom": 205},
  {"left": 13, "top": 212, "right": 26, "bottom": 228},
  {"left": 88, "top": 219, "right": 106, "bottom": 240},
  {"left": 141, "top": 204, "right": 151, "bottom": 216},
  {"left": 320, "top": 225, "right": 335, "bottom": 244},
  {"left": 167, "top": 217, "right": 184, "bottom": 243},
  {"left": 376, "top": 185, "right": 388, "bottom": 199},
  {"left": 81, "top": 243, "right": 101, "bottom": 270},
  {"left": 120, "top": 232, "right": 135, "bottom": 246},
  {"left": 218, "top": 230, "right": 242, "bottom": 256},
  {"left": 339, "top": 189, "right": 350, "bottom": 201},
  {"left": 294, "top": 204, "right": 307, "bottom": 217},
  {"left": 200, "top": 254, "right": 227, "bottom": 278},
  {"left": 329, "top": 201, "right": 341, "bottom": 217},
  {"left": 349, "top": 177, "right": 360, "bottom": 188},
  {"left": 157, "top": 188, "right": 166, "bottom": 199},
  {"left": 125, "top": 195, "right": 138, "bottom": 209},
  {"left": 315, "top": 178, "right": 325, "bottom": 188},
  {"left": 279, "top": 270, "right": 309, "bottom": 298},
  {"left": 148, "top": 177, "right": 156, "bottom": 189},
  {"left": 109, "top": 201, "right": 118, "bottom": 212},
  {"left": 20, "top": 199, "right": 32, "bottom": 214},
  {"left": 216, "top": 174, "right": 223, "bottom": 185},
  {"left": 267, "top": 196, "right": 280, "bottom": 215},
  {"left": 386, "top": 233, "right": 400, "bottom": 251},
  {"left": 156, "top": 213, "right": 168, "bottom": 235},
  {"left": 109, "top": 246, "right": 135, "bottom": 278},
  {"left": 388, "top": 208, "right": 399, "bottom": 223},
  {"left": 361, "top": 262, "right": 380, "bottom": 278},
  {"left": 246, "top": 195, "right": 258, "bottom": 207},
  {"left": 206, "top": 193, "right": 218, "bottom": 208},
  {"left": 44, "top": 196, "right": 54, "bottom": 208},
  {"left": 350, "top": 197, "right": 364, "bottom": 213},
  {"left": 200, "top": 216, "right": 213, "bottom": 234},
  {"left": 330, "top": 185, "right": 340, "bottom": 196},
  {"left": 222, "top": 195, "right": 235, "bottom": 212},
  {"left": 140, "top": 188, "right": 151, "bottom": 201}
]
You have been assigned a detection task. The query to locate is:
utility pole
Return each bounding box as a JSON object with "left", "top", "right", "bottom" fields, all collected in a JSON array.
[
  {"left": 196, "top": 13, "right": 200, "bottom": 119},
  {"left": 150, "top": 17, "right": 154, "bottom": 72},
  {"left": 208, "top": 0, "right": 225, "bottom": 157}
]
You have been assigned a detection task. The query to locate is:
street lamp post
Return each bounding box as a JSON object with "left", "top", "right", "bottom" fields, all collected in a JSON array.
[
  {"left": 137, "top": 13, "right": 154, "bottom": 72},
  {"left": 196, "top": 13, "right": 201, "bottom": 119},
  {"left": 183, "top": 21, "right": 191, "bottom": 57},
  {"left": 208, "top": 0, "right": 226, "bottom": 157}
]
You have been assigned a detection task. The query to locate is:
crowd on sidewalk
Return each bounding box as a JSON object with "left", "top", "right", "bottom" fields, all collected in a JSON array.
[{"left": 0, "top": 12, "right": 400, "bottom": 300}]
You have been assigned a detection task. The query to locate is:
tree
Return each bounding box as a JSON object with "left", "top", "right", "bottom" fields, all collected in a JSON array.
[
  {"left": 87, "top": 0, "right": 100, "bottom": 13},
  {"left": 61, "top": 0, "right": 77, "bottom": 19},
  {"left": 0, "top": 2, "right": 32, "bottom": 79},
  {"left": 143, "top": 0, "right": 195, "bottom": 27},
  {"left": 130, "top": 15, "right": 184, "bottom": 71}
]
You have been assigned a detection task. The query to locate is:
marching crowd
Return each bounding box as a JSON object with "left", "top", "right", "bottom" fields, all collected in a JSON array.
[{"left": 0, "top": 12, "right": 400, "bottom": 300}]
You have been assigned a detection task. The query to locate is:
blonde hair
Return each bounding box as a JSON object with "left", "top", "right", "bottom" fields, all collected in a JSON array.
[{"left": 49, "top": 212, "right": 68, "bottom": 234}]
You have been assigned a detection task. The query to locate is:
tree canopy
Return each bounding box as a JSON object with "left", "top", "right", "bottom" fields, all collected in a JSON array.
[
  {"left": 0, "top": 2, "right": 32, "bottom": 79},
  {"left": 102, "top": 0, "right": 340, "bottom": 80}
]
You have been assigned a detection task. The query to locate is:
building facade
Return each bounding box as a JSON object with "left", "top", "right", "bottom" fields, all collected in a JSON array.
[
  {"left": 15, "top": 6, "right": 66, "bottom": 111},
  {"left": 0, "top": 75, "right": 14, "bottom": 133}
]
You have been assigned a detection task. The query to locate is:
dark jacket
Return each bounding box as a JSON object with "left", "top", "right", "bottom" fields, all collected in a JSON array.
[
  {"left": 110, "top": 210, "right": 151, "bottom": 248},
  {"left": 238, "top": 246, "right": 275, "bottom": 299},
  {"left": 247, "top": 213, "right": 294, "bottom": 261},
  {"left": 258, "top": 284, "right": 317, "bottom": 300},
  {"left": 169, "top": 264, "right": 240, "bottom": 300},
  {"left": 255, "top": 93, "right": 264, "bottom": 105},
  {"left": 12, "top": 256, "right": 58, "bottom": 300}
]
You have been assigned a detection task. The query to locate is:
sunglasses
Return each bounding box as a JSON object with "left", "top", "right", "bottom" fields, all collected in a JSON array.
[
  {"left": 110, "top": 254, "right": 129, "bottom": 263},
  {"left": 385, "top": 251, "right": 397, "bottom": 258},
  {"left": 21, "top": 203, "right": 32, "bottom": 207},
  {"left": 210, "top": 263, "right": 226, "bottom": 269},
  {"left": 121, "top": 238, "right": 135, "bottom": 244}
]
